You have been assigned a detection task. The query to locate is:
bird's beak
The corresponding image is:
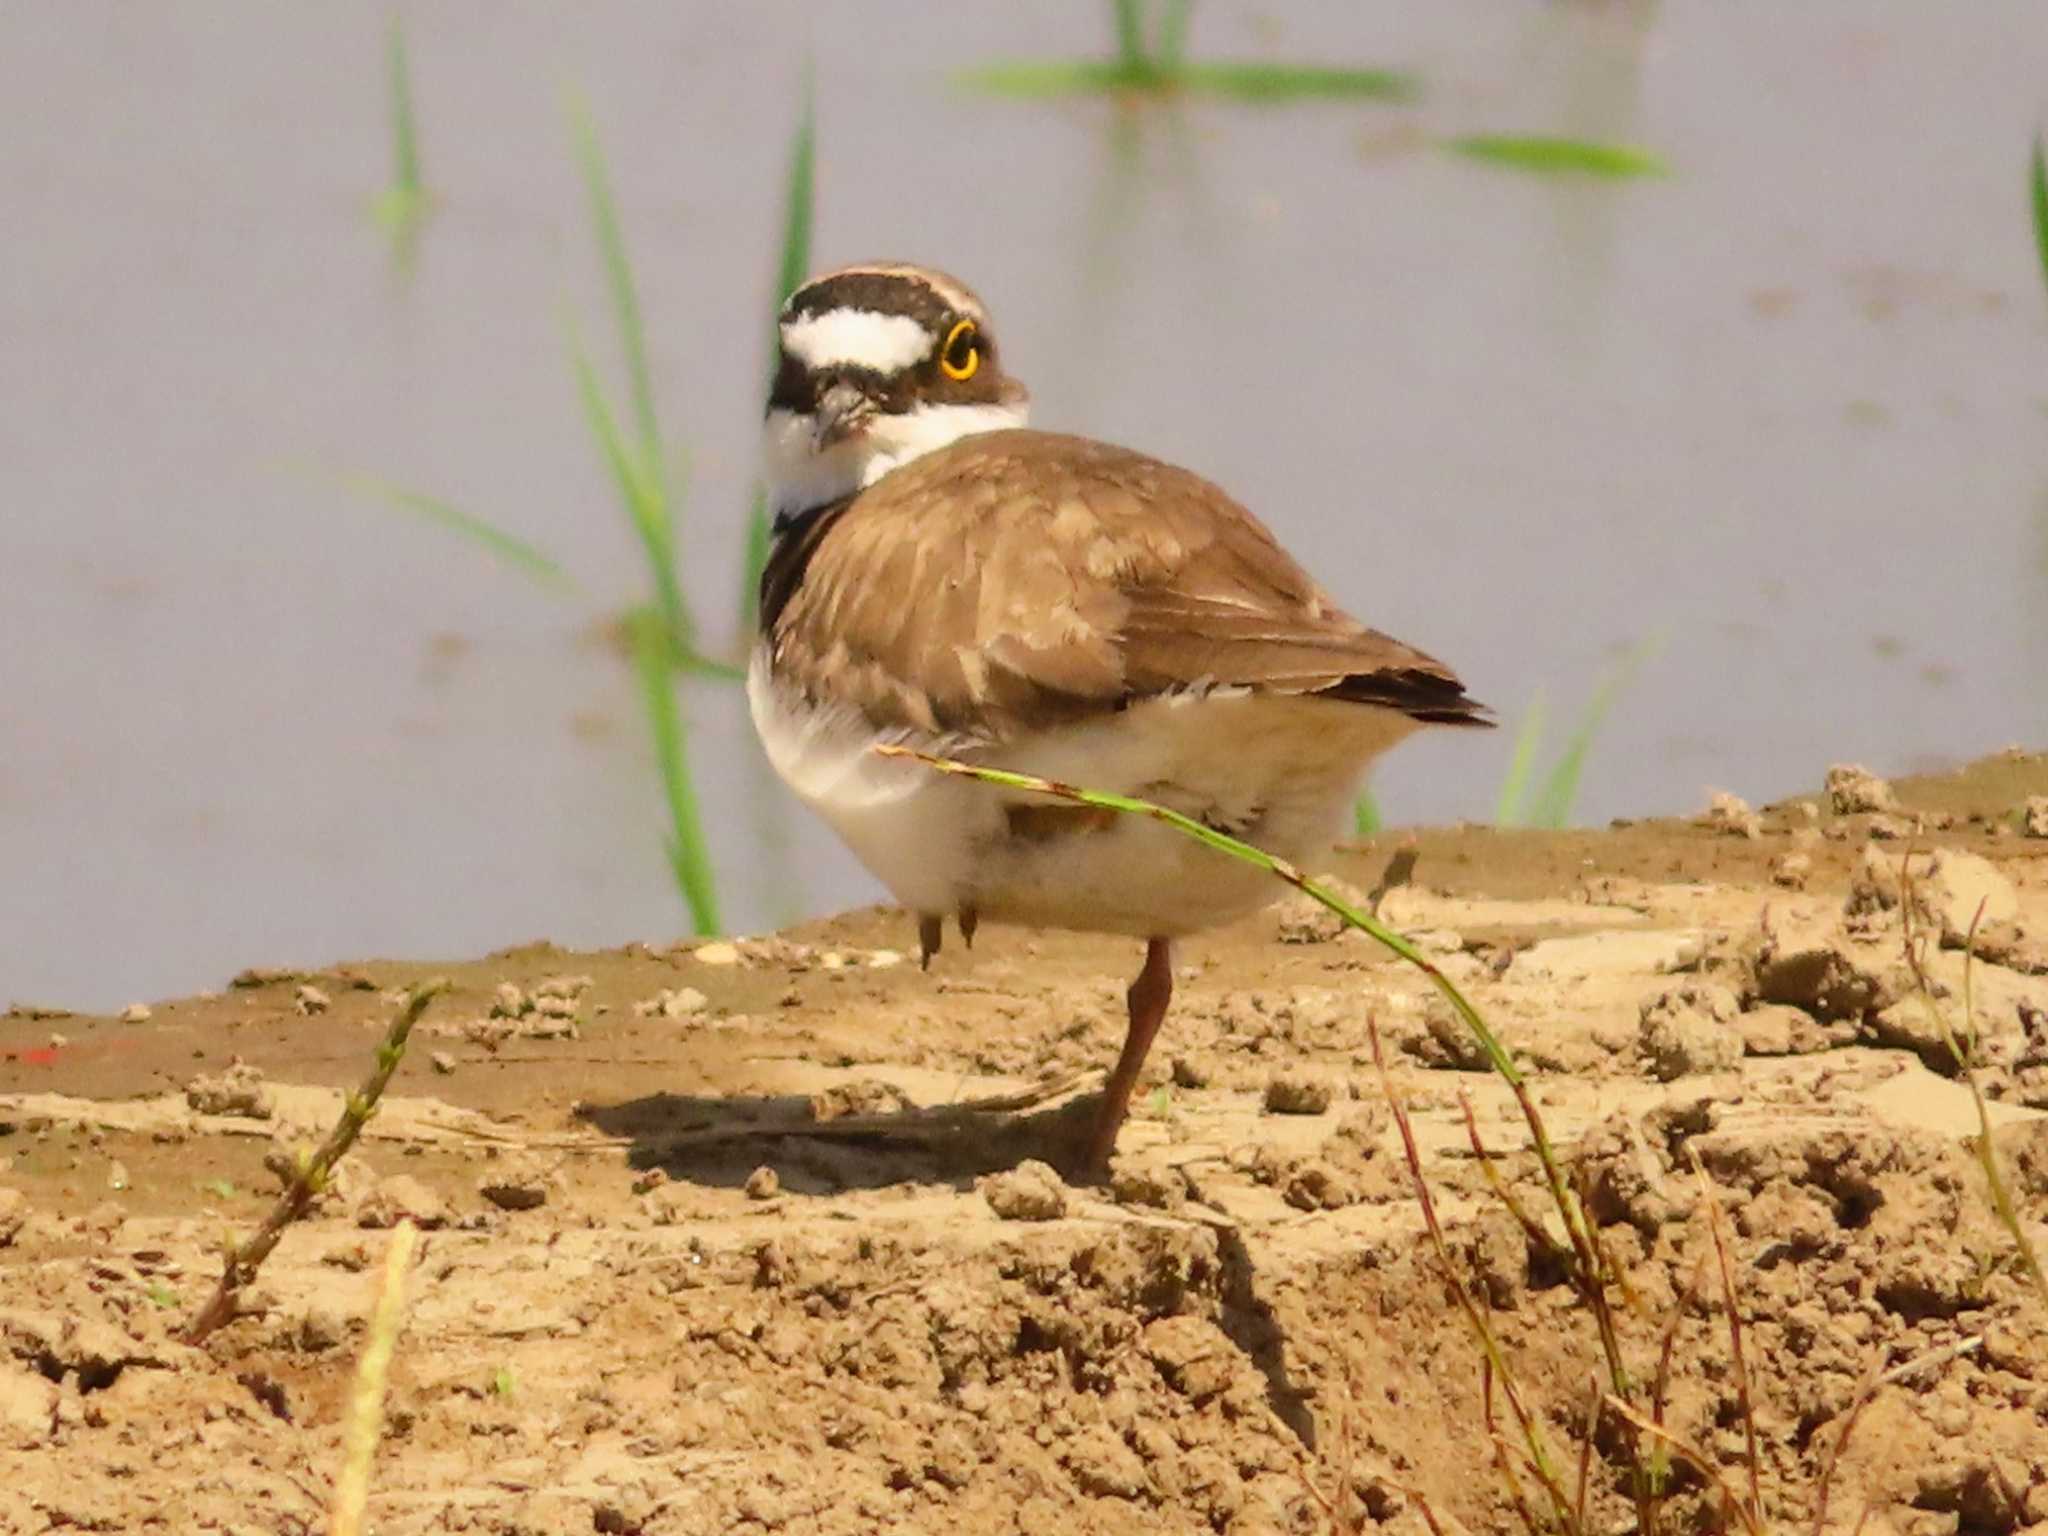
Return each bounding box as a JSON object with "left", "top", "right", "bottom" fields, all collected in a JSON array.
[{"left": 813, "top": 382, "right": 874, "bottom": 449}]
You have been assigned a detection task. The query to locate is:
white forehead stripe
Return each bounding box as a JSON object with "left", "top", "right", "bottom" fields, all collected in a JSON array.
[{"left": 780, "top": 308, "right": 934, "bottom": 374}]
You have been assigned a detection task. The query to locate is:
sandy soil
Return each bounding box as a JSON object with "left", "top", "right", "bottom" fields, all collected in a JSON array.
[{"left": 4, "top": 754, "right": 2048, "bottom": 1536}]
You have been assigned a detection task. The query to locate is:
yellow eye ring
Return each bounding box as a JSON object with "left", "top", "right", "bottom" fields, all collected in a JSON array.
[{"left": 939, "top": 319, "right": 980, "bottom": 381}]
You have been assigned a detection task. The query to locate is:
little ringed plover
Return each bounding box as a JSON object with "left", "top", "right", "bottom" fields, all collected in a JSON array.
[{"left": 748, "top": 262, "right": 1489, "bottom": 1170}]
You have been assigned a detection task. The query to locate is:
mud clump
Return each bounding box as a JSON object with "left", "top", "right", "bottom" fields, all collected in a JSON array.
[
  {"left": 357, "top": 1174, "right": 451, "bottom": 1229},
  {"left": 1847, "top": 843, "right": 2018, "bottom": 944},
  {"left": 4, "top": 750, "right": 2045, "bottom": 1533},
  {"left": 1696, "top": 789, "right": 1761, "bottom": 839},
  {"left": 1637, "top": 981, "right": 1742, "bottom": 1080},
  {"left": 184, "top": 1061, "right": 274, "bottom": 1119},
  {"left": 1827, "top": 762, "right": 1900, "bottom": 814},
  {"left": 1262, "top": 1069, "right": 1333, "bottom": 1115},
  {"left": 1748, "top": 915, "right": 1903, "bottom": 1021},
  {"left": 980, "top": 1160, "right": 1068, "bottom": 1221}
]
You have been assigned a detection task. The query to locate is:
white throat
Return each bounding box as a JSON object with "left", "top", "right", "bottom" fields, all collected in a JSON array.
[{"left": 763, "top": 398, "right": 1029, "bottom": 518}]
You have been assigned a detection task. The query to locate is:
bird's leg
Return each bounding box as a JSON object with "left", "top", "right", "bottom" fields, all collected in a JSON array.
[
  {"left": 1085, "top": 937, "right": 1174, "bottom": 1172},
  {"left": 958, "top": 906, "right": 978, "bottom": 950},
  {"left": 918, "top": 914, "right": 943, "bottom": 971}
]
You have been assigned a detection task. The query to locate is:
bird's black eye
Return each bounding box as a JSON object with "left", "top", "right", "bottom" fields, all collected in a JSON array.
[{"left": 940, "top": 319, "right": 980, "bottom": 381}]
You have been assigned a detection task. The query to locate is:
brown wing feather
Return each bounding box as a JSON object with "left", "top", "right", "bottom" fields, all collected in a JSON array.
[{"left": 761, "top": 429, "right": 1490, "bottom": 740}]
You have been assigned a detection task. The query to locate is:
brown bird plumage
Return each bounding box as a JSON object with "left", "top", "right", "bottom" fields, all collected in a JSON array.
[{"left": 761, "top": 428, "right": 1486, "bottom": 744}]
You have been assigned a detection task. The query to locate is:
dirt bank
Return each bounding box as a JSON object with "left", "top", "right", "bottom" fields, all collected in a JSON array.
[{"left": 3, "top": 754, "right": 2047, "bottom": 1535}]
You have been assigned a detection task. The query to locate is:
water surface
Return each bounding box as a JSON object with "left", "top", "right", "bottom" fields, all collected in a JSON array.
[{"left": 4, "top": 3, "right": 2045, "bottom": 1009}]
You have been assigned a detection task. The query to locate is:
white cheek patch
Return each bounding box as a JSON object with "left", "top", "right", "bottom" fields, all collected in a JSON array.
[
  {"left": 780, "top": 309, "right": 935, "bottom": 374},
  {"left": 762, "top": 400, "right": 1031, "bottom": 516}
]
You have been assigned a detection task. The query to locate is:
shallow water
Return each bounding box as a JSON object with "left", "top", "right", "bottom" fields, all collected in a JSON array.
[{"left": 4, "top": 3, "right": 2045, "bottom": 1011}]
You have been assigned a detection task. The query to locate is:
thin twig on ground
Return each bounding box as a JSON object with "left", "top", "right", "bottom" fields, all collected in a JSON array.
[
  {"left": 1898, "top": 859, "right": 2048, "bottom": 1305},
  {"left": 1373, "top": 1021, "right": 1574, "bottom": 1532},
  {"left": 183, "top": 979, "right": 447, "bottom": 1344},
  {"left": 1691, "top": 1158, "right": 1763, "bottom": 1524}
]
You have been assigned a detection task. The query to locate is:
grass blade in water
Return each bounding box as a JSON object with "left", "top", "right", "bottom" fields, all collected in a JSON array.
[
  {"left": 1353, "top": 789, "right": 1383, "bottom": 839},
  {"left": 1530, "top": 642, "right": 1657, "bottom": 829},
  {"left": 961, "top": 58, "right": 1412, "bottom": 101},
  {"left": 2031, "top": 132, "right": 2048, "bottom": 301},
  {"left": 568, "top": 97, "right": 667, "bottom": 498},
  {"left": 957, "top": 59, "right": 1147, "bottom": 97},
  {"left": 740, "top": 83, "right": 817, "bottom": 633},
  {"left": 371, "top": 17, "right": 429, "bottom": 253},
  {"left": 1113, "top": 0, "right": 1149, "bottom": 75},
  {"left": 568, "top": 323, "right": 692, "bottom": 651},
  {"left": 566, "top": 95, "right": 703, "bottom": 661},
  {"left": 342, "top": 473, "right": 574, "bottom": 592},
  {"left": 1155, "top": 0, "right": 1192, "bottom": 72},
  {"left": 1177, "top": 61, "right": 1416, "bottom": 101},
  {"left": 1447, "top": 136, "right": 1668, "bottom": 178},
  {"left": 1494, "top": 688, "right": 1548, "bottom": 827},
  {"left": 630, "top": 606, "right": 721, "bottom": 934}
]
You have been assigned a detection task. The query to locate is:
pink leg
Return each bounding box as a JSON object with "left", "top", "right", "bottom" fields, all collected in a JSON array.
[{"left": 1085, "top": 938, "right": 1174, "bottom": 1170}]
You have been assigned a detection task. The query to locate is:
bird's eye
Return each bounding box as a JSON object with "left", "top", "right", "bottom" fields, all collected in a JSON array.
[{"left": 939, "top": 319, "right": 980, "bottom": 381}]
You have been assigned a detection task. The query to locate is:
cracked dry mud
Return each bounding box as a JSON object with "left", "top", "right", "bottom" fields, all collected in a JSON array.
[{"left": 3, "top": 753, "right": 2047, "bottom": 1535}]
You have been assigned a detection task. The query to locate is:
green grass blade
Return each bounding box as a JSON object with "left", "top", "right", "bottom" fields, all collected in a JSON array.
[
  {"left": 960, "top": 57, "right": 1413, "bottom": 101},
  {"left": 566, "top": 96, "right": 670, "bottom": 516},
  {"left": 1113, "top": 0, "right": 1148, "bottom": 73},
  {"left": 387, "top": 17, "right": 421, "bottom": 200},
  {"left": 2030, "top": 132, "right": 2048, "bottom": 301},
  {"left": 1529, "top": 643, "right": 1657, "bottom": 829},
  {"left": 1494, "top": 688, "right": 1548, "bottom": 827},
  {"left": 371, "top": 16, "right": 428, "bottom": 252},
  {"left": 565, "top": 98, "right": 699, "bottom": 658},
  {"left": 1177, "top": 61, "right": 1417, "bottom": 101},
  {"left": 740, "top": 81, "right": 817, "bottom": 634},
  {"left": 1352, "top": 789, "right": 1384, "bottom": 839},
  {"left": 741, "top": 485, "right": 774, "bottom": 635},
  {"left": 340, "top": 473, "right": 575, "bottom": 592},
  {"left": 772, "top": 83, "right": 816, "bottom": 317},
  {"left": 629, "top": 607, "right": 720, "bottom": 934},
  {"left": 1446, "top": 136, "right": 1668, "bottom": 178},
  {"left": 956, "top": 59, "right": 1143, "bottom": 97},
  {"left": 568, "top": 324, "right": 692, "bottom": 656},
  {"left": 1156, "top": 0, "right": 1192, "bottom": 71}
]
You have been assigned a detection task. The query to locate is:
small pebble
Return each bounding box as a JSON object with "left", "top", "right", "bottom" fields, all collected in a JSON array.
[
  {"left": 478, "top": 1172, "right": 548, "bottom": 1211},
  {"left": 0, "top": 1187, "right": 26, "bottom": 1246},
  {"left": 1824, "top": 763, "right": 1898, "bottom": 815},
  {"left": 2023, "top": 796, "right": 2048, "bottom": 839},
  {"left": 119, "top": 1003, "right": 152, "bottom": 1024},
  {"left": 294, "top": 984, "right": 331, "bottom": 1016},
  {"left": 635, "top": 987, "right": 707, "bottom": 1020},
  {"left": 429, "top": 1050, "right": 457, "bottom": 1075},
  {"left": 358, "top": 1174, "right": 451, "bottom": 1230},
  {"left": 1263, "top": 1071, "right": 1333, "bottom": 1115},
  {"left": 1696, "top": 790, "right": 1760, "bottom": 839},
  {"left": 744, "top": 1165, "right": 780, "bottom": 1201},
  {"left": 298, "top": 1302, "right": 348, "bottom": 1352},
  {"left": 693, "top": 941, "right": 741, "bottom": 967}
]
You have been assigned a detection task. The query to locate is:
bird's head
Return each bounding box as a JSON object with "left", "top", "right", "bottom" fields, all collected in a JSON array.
[{"left": 763, "top": 263, "right": 1030, "bottom": 521}]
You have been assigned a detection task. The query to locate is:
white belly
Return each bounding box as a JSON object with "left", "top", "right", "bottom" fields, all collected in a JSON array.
[{"left": 747, "top": 650, "right": 1415, "bottom": 938}]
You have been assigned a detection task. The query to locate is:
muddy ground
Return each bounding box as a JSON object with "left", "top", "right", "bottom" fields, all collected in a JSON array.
[{"left": 4, "top": 754, "right": 2048, "bottom": 1536}]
